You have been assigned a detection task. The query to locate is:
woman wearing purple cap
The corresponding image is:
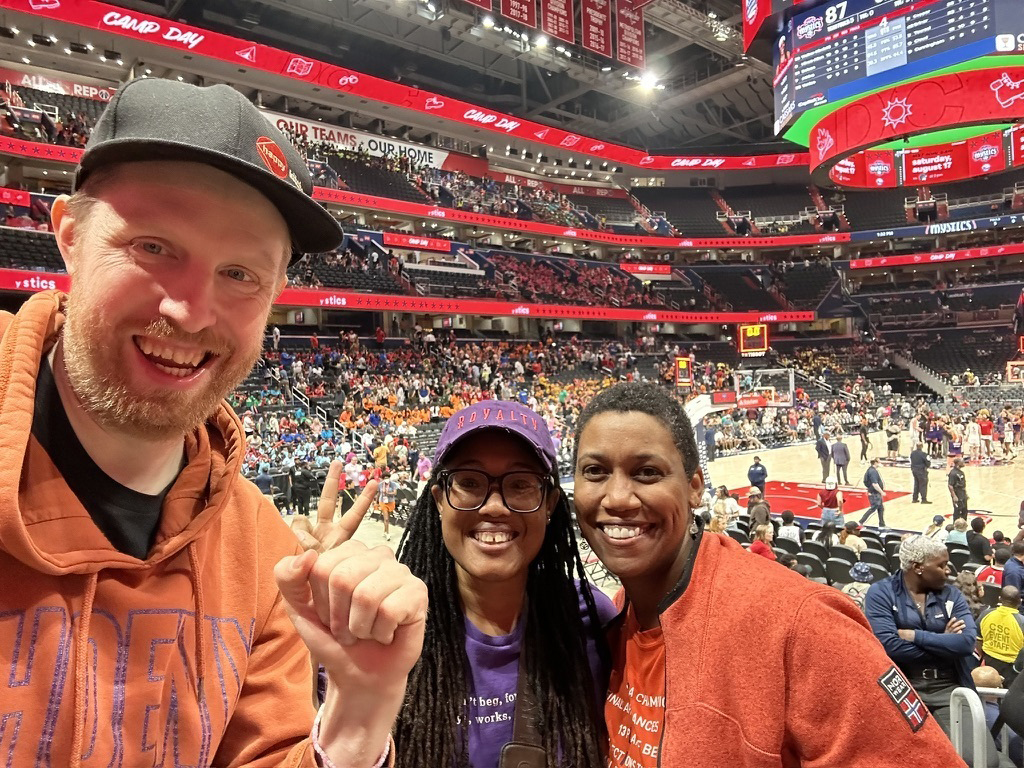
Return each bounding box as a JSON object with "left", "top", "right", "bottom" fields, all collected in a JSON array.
[{"left": 394, "top": 399, "right": 615, "bottom": 767}]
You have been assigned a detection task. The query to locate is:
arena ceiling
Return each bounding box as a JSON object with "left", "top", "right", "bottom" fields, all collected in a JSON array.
[{"left": 110, "top": 0, "right": 791, "bottom": 154}]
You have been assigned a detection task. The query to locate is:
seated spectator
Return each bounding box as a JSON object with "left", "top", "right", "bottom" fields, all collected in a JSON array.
[
  {"left": 969, "top": 517, "right": 996, "bottom": 564},
  {"left": 840, "top": 521, "right": 868, "bottom": 558},
  {"left": 777, "top": 509, "right": 803, "bottom": 545},
  {"left": 980, "top": 548, "right": 1013, "bottom": 586},
  {"left": 923, "top": 514, "right": 949, "bottom": 542},
  {"left": 749, "top": 524, "right": 776, "bottom": 560},
  {"left": 948, "top": 518, "right": 971, "bottom": 546},
  {"left": 842, "top": 561, "right": 879, "bottom": 611}
]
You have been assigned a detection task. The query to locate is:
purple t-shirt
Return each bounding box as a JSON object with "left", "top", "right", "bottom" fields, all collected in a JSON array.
[{"left": 463, "top": 583, "right": 617, "bottom": 767}]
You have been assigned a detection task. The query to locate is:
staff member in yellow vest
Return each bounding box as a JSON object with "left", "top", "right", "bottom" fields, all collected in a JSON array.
[{"left": 979, "top": 585, "right": 1024, "bottom": 686}]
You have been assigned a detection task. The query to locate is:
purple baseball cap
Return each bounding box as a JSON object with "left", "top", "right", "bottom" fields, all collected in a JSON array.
[{"left": 434, "top": 400, "right": 558, "bottom": 475}]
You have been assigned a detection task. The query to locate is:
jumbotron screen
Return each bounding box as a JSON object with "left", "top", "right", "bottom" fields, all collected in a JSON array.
[{"left": 773, "top": 0, "right": 1024, "bottom": 134}]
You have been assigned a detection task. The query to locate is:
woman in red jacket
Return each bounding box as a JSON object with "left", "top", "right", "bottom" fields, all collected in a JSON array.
[
  {"left": 572, "top": 381, "right": 968, "bottom": 768},
  {"left": 749, "top": 524, "right": 777, "bottom": 560}
]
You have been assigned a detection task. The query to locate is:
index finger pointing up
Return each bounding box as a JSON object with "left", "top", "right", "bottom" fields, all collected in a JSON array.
[
  {"left": 316, "top": 460, "right": 346, "bottom": 524},
  {"left": 328, "top": 480, "right": 381, "bottom": 548}
]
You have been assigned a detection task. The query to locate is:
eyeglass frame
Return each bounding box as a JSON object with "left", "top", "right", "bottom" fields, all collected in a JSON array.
[{"left": 434, "top": 468, "right": 555, "bottom": 514}]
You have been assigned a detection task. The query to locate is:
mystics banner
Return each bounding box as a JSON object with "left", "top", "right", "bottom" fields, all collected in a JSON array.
[
  {"left": 615, "top": 0, "right": 645, "bottom": 68},
  {"left": 0, "top": 267, "right": 813, "bottom": 323},
  {"left": 0, "top": 65, "right": 116, "bottom": 101},
  {"left": 541, "top": 0, "right": 574, "bottom": 43},
  {"left": 500, "top": 0, "right": 537, "bottom": 27},
  {"left": 262, "top": 109, "right": 486, "bottom": 174},
  {"left": 581, "top": 0, "right": 613, "bottom": 57},
  {"left": 967, "top": 131, "right": 1005, "bottom": 178}
]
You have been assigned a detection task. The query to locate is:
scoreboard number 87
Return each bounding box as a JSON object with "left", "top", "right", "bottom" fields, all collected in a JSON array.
[{"left": 826, "top": 1, "right": 848, "bottom": 24}]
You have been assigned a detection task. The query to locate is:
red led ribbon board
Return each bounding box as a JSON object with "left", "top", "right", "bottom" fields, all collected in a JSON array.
[
  {"left": 381, "top": 232, "right": 452, "bottom": 253},
  {"left": 848, "top": 241, "right": 1024, "bottom": 270},
  {"left": 2, "top": 0, "right": 805, "bottom": 172},
  {"left": 0, "top": 135, "right": 835, "bottom": 250},
  {"left": 619, "top": 263, "right": 672, "bottom": 275},
  {"left": 810, "top": 67, "right": 1024, "bottom": 188},
  {"left": 540, "top": 0, "right": 574, "bottom": 44},
  {"left": 0, "top": 268, "right": 814, "bottom": 323}
]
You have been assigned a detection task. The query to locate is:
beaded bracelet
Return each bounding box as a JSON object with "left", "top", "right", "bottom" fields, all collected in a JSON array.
[{"left": 311, "top": 704, "right": 390, "bottom": 768}]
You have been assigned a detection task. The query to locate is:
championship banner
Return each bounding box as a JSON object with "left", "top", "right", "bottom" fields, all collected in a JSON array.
[
  {"left": 581, "top": 0, "right": 613, "bottom": 57},
  {"left": 500, "top": 0, "right": 537, "bottom": 27},
  {"left": 674, "top": 356, "right": 693, "bottom": 388},
  {"left": 540, "top": 0, "right": 574, "bottom": 43},
  {"left": 615, "top": 0, "right": 645, "bottom": 68}
]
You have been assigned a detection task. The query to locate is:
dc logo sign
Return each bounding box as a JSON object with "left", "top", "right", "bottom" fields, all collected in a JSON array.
[
  {"left": 745, "top": 0, "right": 759, "bottom": 24},
  {"left": 869, "top": 160, "right": 891, "bottom": 175}
]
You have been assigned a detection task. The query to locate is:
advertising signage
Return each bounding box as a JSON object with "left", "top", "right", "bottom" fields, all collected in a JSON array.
[
  {"left": 0, "top": 267, "right": 815, "bottom": 323},
  {"left": 5, "top": 0, "right": 805, "bottom": 171}
]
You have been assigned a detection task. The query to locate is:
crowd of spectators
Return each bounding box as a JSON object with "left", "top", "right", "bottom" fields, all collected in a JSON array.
[{"left": 0, "top": 87, "right": 94, "bottom": 147}]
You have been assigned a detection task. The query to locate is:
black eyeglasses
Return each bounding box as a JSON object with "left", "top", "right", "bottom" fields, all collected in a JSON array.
[{"left": 436, "top": 469, "right": 551, "bottom": 514}]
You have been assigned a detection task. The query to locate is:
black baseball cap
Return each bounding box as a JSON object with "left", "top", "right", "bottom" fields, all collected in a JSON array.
[{"left": 75, "top": 77, "right": 342, "bottom": 261}]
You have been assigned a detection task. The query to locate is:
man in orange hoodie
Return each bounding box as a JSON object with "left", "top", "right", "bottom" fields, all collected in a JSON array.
[{"left": 0, "top": 78, "right": 425, "bottom": 767}]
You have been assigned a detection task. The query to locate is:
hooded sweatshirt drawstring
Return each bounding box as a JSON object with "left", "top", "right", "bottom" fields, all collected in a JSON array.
[
  {"left": 70, "top": 572, "right": 98, "bottom": 768},
  {"left": 188, "top": 541, "right": 208, "bottom": 703}
]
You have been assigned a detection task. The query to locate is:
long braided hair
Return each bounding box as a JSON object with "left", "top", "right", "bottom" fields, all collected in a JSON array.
[{"left": 394, "top": 476, "right": 609, "bottom": 768}]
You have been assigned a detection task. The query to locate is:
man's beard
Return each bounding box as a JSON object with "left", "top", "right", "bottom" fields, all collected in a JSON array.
[{"left": 61, "top": 292, "right": 262, "bottom": 440}]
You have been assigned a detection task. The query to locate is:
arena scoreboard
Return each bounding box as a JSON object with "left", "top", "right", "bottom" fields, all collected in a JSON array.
[
  {"left": 738, "top": 323, "right": 770, "bottom": 357},
  {"left": 674, "top": 356, "right": 693, "bottom": 388},
  {"left": 774, "top": 0, "right": 1024, "bottom": 134}
]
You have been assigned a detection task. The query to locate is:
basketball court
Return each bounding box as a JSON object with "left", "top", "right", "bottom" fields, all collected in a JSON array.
[{"left": 710, "top": 430, "right": 1021, "bottom": 534}]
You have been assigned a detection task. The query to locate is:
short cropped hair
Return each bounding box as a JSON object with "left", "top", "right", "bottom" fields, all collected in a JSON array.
[
  {"left": 898, "top": 535, "right": 947, "bottom": 571},
  {"left": 574, "top": 382, "right": 699, "bottom": 477}
]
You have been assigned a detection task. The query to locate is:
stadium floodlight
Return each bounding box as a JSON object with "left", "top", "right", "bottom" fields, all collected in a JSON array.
[
  {"left": 482, "top": 15, "right": 495, "bottom": 28},
  {"left": 534, "top": 35, "right": 548, "bottom": 47},
  {"left": 639, "top": 71, "right": 659, "bottom": 90}
]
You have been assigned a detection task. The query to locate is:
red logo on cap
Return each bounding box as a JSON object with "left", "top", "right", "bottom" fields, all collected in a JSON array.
[{"left": 255, "top": 137, "right": 288, "bottom": 179}]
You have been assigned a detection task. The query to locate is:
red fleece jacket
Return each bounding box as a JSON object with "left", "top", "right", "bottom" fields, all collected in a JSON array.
[{"left": 613, "top": 531, "right": 967, "bottom": 767}]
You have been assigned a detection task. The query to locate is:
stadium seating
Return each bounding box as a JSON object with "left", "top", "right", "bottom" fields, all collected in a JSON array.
[
  {"left": 630, "top": 187, "right": 726, "bottom": 237},
  {"left": 326, "top": 155, "right": 432, "bottom": 204},
  {"left": 690, "top": 267, "right": 786, "bottom": 311},
  {"left": 778, "top": 263, "right": 838, "bottom": 308},
  {"left": 565, "top": 194, "right": 637, "bottom": 225}
]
